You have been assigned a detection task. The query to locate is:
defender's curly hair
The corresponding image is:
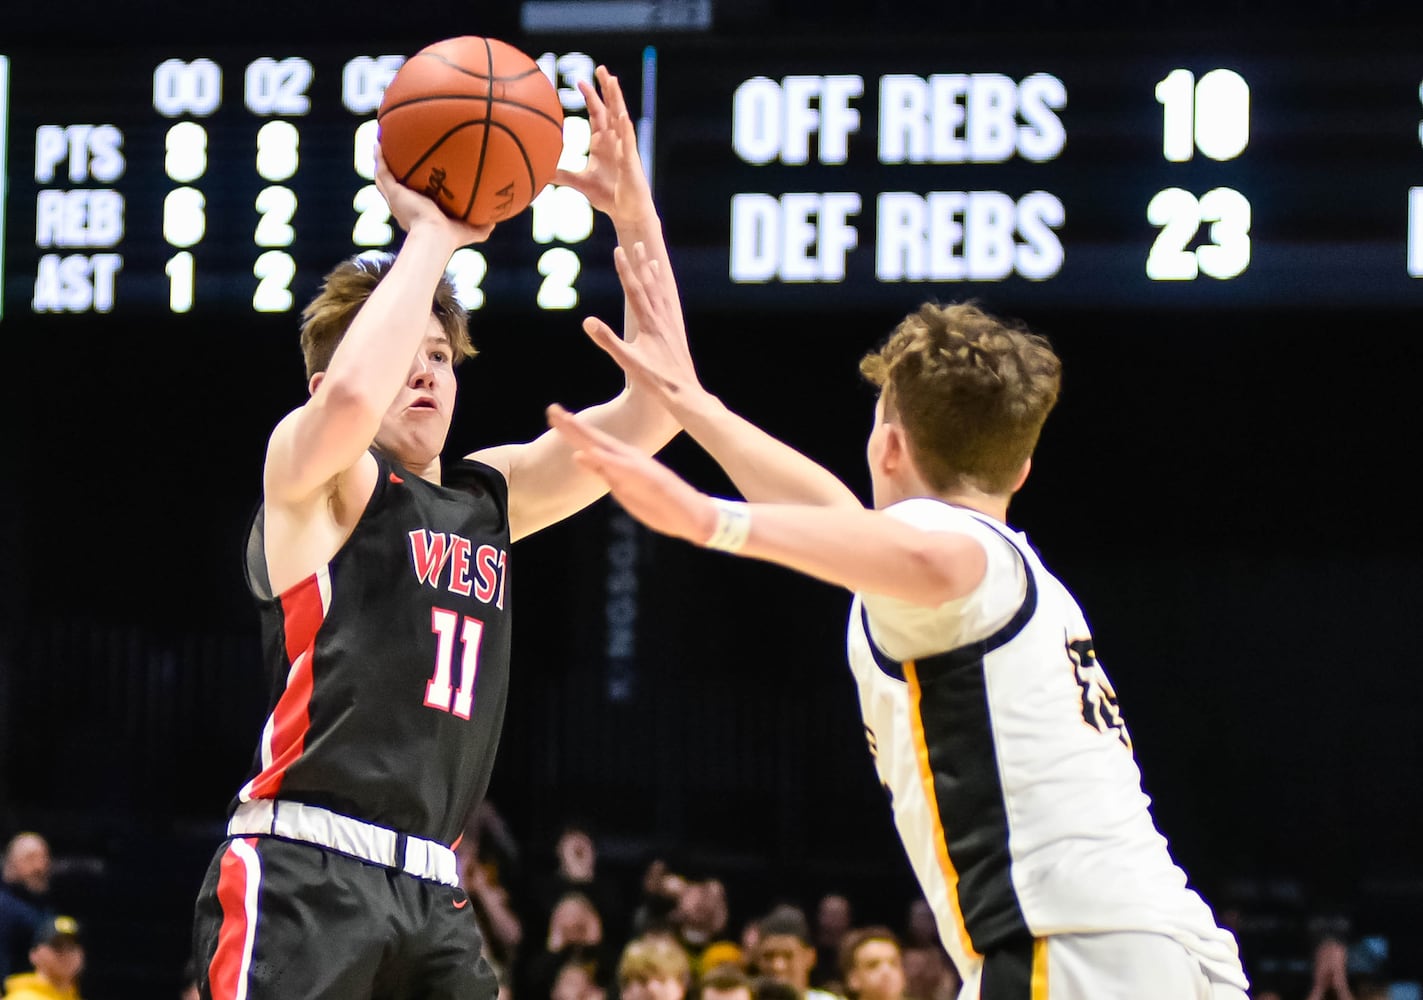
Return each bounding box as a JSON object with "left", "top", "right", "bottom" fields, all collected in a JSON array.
[{"left": 859, "top": 301, "right": 1061, "bottom": 495}]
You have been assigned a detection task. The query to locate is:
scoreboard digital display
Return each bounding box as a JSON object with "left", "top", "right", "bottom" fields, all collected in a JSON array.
[
  {"left": 0, "top": 41, "right": 648, "bottom": 320},
  {"left": 1, "top": 29, "right": 1420, "bottom": 322},
  {"left": 655, "top": 31, "right": 1423, "bottom": 310}
]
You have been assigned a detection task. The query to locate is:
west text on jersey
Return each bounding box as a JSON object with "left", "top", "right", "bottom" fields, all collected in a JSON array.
[{"left": 408, "top": 529, "right": 508, "bottom": 608}]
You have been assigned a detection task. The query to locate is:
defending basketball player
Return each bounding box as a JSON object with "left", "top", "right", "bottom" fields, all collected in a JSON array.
[
  {"left": 545, "top": 243, "right": 1253, "bottom": 1000},
  {"left": 190, "top": 68, "right": 687, "bottom": 1000}
]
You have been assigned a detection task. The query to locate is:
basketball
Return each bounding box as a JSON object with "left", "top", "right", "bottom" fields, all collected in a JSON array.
[{"left": 378, "top": 36, "right": 565, "bottom": 226}]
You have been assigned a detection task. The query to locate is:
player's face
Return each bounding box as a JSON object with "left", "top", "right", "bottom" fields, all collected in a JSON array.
[
  {"left": 375, "top": 316, "right": 458, "bottom": 471},
  {"left": 848, "top": 941, "right": 905, "bottom": 1000}
]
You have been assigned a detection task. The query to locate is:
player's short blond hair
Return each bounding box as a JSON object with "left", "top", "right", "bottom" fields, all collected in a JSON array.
[
  {"left": 298, "top": 252, "right": 474, "bottom": 381},
  {"left": 860, "top": 301, "right": 1061, "bottom": 495}
]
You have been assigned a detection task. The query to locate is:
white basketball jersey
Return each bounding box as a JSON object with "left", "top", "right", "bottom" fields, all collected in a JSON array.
[{"left": 846, "top": 498, "right": 1248, "bottom": 990}]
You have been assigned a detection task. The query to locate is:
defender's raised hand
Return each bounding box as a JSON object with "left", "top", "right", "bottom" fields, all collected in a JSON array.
[{"left": 581, "top": 241, "right": 701, "bottom": 406}]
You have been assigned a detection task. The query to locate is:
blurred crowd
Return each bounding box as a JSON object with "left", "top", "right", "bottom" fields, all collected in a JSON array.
[{"left": 0, "top": 817, "right": 1411, "bottom": 1000}]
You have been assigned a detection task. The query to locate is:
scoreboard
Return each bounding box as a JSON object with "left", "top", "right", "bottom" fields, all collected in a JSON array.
[
  {"left": 656, "top": 30, "right": 1423, "bottom": 310},
  {"left": 1, "top": 29, "right": 1420, "bottom": 323},
  {"left": 0, "top": 42, "right": 647, "bottom": 321}
]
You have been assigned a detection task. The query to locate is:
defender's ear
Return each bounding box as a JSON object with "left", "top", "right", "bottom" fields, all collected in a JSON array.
[
  {"left": 308, "top": 371, "right": 325, "bottom": 397},
  {"left": 879, "top": 421, "right": 909, "bottom": 476},
  {"left": 1012, "top": 457, "right": 1032, "bottom": 493}
]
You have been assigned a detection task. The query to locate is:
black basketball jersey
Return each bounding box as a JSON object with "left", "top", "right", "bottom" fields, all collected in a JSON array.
[{"left": 235, "top": 450, "right": 512, "bottom": 845}]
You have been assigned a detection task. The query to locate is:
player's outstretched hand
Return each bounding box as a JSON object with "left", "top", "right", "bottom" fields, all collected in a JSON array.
[
  {"left": 583, "top": 241, "right": 702, "bottom": 409},
  {"left": 553, "top": 66, "right": 653, "bottom": 227},
  {"left": 547, "top": 403, "right": 714, "bottom": 544},
  {"left": 374, "top": 145, "right": 495, "bottom": 248}
]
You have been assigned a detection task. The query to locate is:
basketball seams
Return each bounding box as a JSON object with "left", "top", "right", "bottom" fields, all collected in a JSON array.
[
  {"left": 412, "top": 52, "right": 553, "bottom": 86},
  {"left": 388, "top": 118, "right": 491, "bottom": 186},
  {"left": 465, "top": 36, "right": 496, "bottom": 226},
  {"left": 483, "top": 120, "right": 537, "bottom": 211},
  {"left": 378, "top": 96, "right": 562, "bottom": 131}
]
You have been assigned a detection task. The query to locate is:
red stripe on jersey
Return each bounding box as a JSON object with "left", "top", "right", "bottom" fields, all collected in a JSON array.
[
  {"left": 209, "top": 838, "right": 259, "bottom": 1000},
  {"left": 280, "top": 570, "right": 328, "bottom": 664},
  {"left": 247, "top": 572, "right": 326, "bottom": 798}
]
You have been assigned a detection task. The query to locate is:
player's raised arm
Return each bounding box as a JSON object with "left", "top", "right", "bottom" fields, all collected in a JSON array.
[
  {"left": 545, "top": 404, "right": 985, "bottom": 607},
  {"left": 581, "top": 242, "right": 862, "bottom": 510},
  {"left": 264, "top": 149, "right": 492, "bottom": 505},
  {"left": 471, "top": 68, "right": 687, "bottom": 542}
]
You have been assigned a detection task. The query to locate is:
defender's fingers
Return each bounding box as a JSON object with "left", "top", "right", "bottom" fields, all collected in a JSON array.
[
  {"left": 581, "top": 315, "right": 636, "bottom": 364},
  {"left": 614, "top": 246, "right": 659, "bottom": 318}
]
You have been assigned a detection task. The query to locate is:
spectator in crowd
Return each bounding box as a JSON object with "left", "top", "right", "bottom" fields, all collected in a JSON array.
[
  {"left": 670, "top": 878, "right": 731, "bottom": 969},
  {"left": 617, "top": 934, "right": 692, "bottom": 1000},
  {"left": 898, "top": 901, "right": 957, "bottom": 1000},
  {"left": 811, "top": 895, "right": 852, "bottom": 992},
  {"left": 633, "top": 858, "right": 692, "bottom": 937},
  {"left": 698, "top": 941, "right": 748, "bottom": 977},
  {"left": 460, "top": 801, "right": 525, "bottom": 898},
  {"left": 553, "top": 959, "right": 607, "bottom": 1000},
  {"left": 751, "top": 975, "right": 800, "bottom": 1000},
  {"left": 523, "top": 890, "right": 615, "bottom": 1000},
  {"left": 0, "top": 835, "right": 51, "bottom": 982},
  {"left": 530, "top": 824, "right": 627, "bottom": 948},
  {"left": 837, "top": 928, "right": 905, "bottom": 1000},
  {"left": 752, "top": 905, "right": 843, "bottom": 1000},
  {"left": 2, "top": 915, "right": 83, "bottom": 1000},
  {"left": 1304, "top": 933, "right": 1356, "bottom": 1000},
  {"left": 463, "top": 848, "right": 525, "bottom": 989},
  {"left": 740, "top": 918, "right": 762, "bottom": 962},
  {"left": 699, "top": 963, "right": 754, "bottom": 1000}
]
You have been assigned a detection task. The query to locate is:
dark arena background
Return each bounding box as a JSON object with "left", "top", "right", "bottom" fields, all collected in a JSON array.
[{"left": 2, "top": 1, "right": 1421, "bottom": 997}]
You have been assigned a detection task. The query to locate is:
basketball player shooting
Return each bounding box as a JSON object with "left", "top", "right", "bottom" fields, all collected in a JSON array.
[
  {"left": 546, "top": 243, "right": 1253, "bottom": 1000},
  {"left": 189, "top": 67, "right": 689, "bottom": 1000}
]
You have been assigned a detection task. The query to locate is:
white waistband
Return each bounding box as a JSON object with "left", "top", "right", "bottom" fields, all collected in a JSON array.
[{"left": 227, "top": 799, "right": 460, "bottom": 887}]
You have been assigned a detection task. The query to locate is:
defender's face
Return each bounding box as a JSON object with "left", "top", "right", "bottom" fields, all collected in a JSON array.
[{"left": 375, "top": 316, "right": 458, "bottom": 471}]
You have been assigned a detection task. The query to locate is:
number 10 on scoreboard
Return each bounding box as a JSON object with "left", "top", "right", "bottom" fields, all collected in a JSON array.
[{"left": 1147, "top": 68, "right": 1251, "bottom": 281}]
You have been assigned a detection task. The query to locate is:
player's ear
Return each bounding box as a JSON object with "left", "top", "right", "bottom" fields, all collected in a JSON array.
[{"left": 308, "top": 371, "right": 325, "bottom": 397}]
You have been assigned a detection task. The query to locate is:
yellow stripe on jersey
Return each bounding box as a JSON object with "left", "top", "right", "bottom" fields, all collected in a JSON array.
[
  {"left": 905, "top": 659, "right": 979, "bottom": 961},
  {"left": 1031, "top": 938, "right": 1048, "bottom": 998}
]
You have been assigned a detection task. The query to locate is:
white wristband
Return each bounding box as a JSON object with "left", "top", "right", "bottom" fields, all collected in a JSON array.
[{"left": 704, "top": 498, "right": 751, "bottom": 553}]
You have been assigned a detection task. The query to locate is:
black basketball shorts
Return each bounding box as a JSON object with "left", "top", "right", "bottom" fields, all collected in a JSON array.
[{"left": 192, "top": 835, "right": 499, "bottom": 1000}]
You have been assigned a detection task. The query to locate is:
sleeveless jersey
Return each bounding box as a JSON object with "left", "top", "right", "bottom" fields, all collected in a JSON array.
[
  {"left": 235, "top": 450, "right": 512, "bottom": 845},
  {"left": 847, "top": 498, "right": 1247, "bottom": 990}
]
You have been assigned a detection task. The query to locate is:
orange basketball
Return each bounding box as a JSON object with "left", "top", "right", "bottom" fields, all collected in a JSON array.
[{"left": 378, "top": 36, "right": 565, "bottom": 226}]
